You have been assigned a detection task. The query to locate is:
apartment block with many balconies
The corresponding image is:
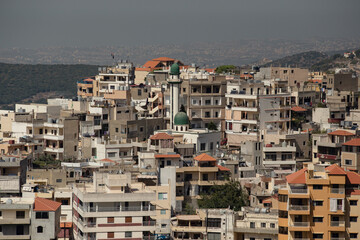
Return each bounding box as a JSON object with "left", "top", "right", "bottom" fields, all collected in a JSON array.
[
  {"left": 278, "top": 163, "right": 360, "bottom": 240},
  {"left": 72, "top": 172, "right": 157, "bottom": 240}
]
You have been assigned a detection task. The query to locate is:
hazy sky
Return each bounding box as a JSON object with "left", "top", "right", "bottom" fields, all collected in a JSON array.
[{"left": 1, "top": 0, "right": 359, "bottom": 49}]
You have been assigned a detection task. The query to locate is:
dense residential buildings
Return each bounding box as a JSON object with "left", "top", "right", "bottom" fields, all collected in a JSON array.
[{"left": 1, "top": 56, "right": 360, "bottom": 240}]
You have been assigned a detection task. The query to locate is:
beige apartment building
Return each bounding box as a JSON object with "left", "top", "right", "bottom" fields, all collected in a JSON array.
[
  {"left": 72, "top": 172, "right": 157, "bottom": 240},
  {"left": 278, "top": 163, "right": 360, "bottom": 240}
]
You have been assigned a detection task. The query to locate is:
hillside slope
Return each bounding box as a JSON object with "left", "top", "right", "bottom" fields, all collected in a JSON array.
[
  {"left": 0, "top": 63, "right": 98, "bottom": 109},
  {"left": 261, "top": 51, "right": 329, "bottom": 68}
]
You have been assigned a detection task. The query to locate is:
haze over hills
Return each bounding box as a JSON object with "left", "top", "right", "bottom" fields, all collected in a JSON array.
[{"left": 0, "top": 38, "right": 359, "bottom": 67}]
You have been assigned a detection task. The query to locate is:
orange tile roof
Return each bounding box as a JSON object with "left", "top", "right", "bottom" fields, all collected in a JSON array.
[
  {"left": 286, "top": 168, "right": 307, "bottom": 184},
  {"left": 291, "top": 106, "right": 307, "bottom": 112},
  {"left": 217, "top": 165, "right": 230, "bottom": 171},
  {"left": 100, "top": 158, "right": 116, "bottom": 163},
  {"left": 194, "top": 153, "right": 216, "bottom": 162},
  {"left": 328, "top": 130, "right": 355, "bottom": 136},
  {"left": 346, "top": 171, "right": 360, "bottom": 184},
  {"left": 343, "top": 138, "right": 360, "bottom": 146},
  {"left": 143, "top": 60, "right": 161, "bottom": 69},
  {"left": 155, "top": 154, "right": 181, "bottom": 158},
  {"left": 152, "top": 57, "right": 175, "bottom": 61},
  {"left": 60, "top": 222, "right": 73, "bottom": 228},
  {"left": 34, "top": 197, "right": 61, "bottom": 212},
  {"left": 150, "top": 133, "right": 174, "bottom": 140},
  {"left": 326, "top": 164, "right": 347, "bottom": 175}
]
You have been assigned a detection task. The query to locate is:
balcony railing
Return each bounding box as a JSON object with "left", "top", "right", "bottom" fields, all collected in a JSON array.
[
  {"left": 330, "top": 221, "right": 345, "bottom": 227},
  {"left": 143, "top": 221, "right": 156, "bottom": 226},
  {"left": 289, "top": 205, "right": 309, "bottom": 211},
  {"left": 289, "top": 188, "right": 308, "bottom": 194},
  {"left": 331, "top": 188, "right": 345, "bottom": 194},
  {"left": 81, "top": 205, "right": 156, "bottom": 212},
  {"left": 291, "top": 222, "right": 310, "bottom": 227}
]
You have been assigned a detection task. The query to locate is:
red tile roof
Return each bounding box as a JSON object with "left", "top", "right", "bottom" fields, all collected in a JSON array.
[
  {"left": 155, "top": 154, "right": 181, "bottom": 158},
  {"left": 346, "top": 189, "right": 360, "bottom": 195},
  {"left": 291, "top": 106, "right": 307, "bottom": 112},
  {"left": 326, "top": 164, "right": 347, "bottom": 175},
  {"left": 346, "top": 171, "right": 360, "bottom": 184},
  {"left": 217, "top": 165, "right": 230, "bottom": 171},
  {"left": 343, "top": 138, "right": 360, "bottom": 146},
  {"left": 194, "top": 153, "right": 216, "bottom": 162},
  {"left": 150, "top": 133, "right": 174, "bottom": 140},
  {"left": 34, "top": 197, "right": 61, "bottom": 212},
  {"left": 143, "top": 60, "right": 161, "bottom": 69},
  {"left": 328, "top": 130, "right": 355, "bottom": 136},
  {"left": 286, "top": 168, "right": 307, "bottom": 184}
]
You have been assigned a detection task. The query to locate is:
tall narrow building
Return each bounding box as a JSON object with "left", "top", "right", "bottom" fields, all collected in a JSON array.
[{"left": 168, "top": 62, "right": 182, "bottom": 129}]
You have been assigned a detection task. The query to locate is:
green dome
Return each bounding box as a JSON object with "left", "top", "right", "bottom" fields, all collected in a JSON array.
[
  {"left": 174, "top": 112, "right": 189, "bottom": 125},
  {"left": 170, "top": 62, "right": 180, "bottom": 76}
]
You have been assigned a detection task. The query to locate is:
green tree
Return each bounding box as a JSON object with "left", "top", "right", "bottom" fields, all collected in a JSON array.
[
  {"left": 198, "top": 181, "right": 249, "bottom": 211},
  {"left": 207, "top": 122, "right": 218, "bottom": 131},
  {"left": 183, "top": 203, "right": 196, "bottom": 215},
  {"left": 215, "top": 65, "right": 236, "bottom": 74}
]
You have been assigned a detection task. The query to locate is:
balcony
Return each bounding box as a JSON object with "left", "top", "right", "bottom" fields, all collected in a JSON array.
[
  {"left": 318, "top": 154, "right": 339, "bottom": 160},
  {"left": 142, "top": 221, "right": 156, "bottom": 226},
  {"left": 291, "top": 222, "right": 310, "bottom": 227},
  {"left": 289, "top": 188, "right": 308, "bottom": 194},
  {"left": 331, "top": 188, "right": 345, "bottom": 194},
  {"left": 330, "top": 221, "right": 345, "bottom": 227},
  {"left": 44, "top": 147, "right": 64, "bottom": 153},
  {"left": 328, "top": 118, "right": 343, "bottom": 124},
  {"left": 289, "top": 205, "right": 309, "bottom": 211}
]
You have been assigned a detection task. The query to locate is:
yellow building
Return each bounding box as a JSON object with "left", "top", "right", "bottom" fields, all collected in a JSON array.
[{"left": 278, "top": 163, "right": 360, "bottom": 240}]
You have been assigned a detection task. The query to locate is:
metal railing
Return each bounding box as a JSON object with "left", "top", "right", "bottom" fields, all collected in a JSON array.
[
  {"left": 143, "top": 221, "right": 156, "bottom": 226},
  {"left": 330, "top": 221, "right": 345, "bottom": 227},
  {"left": 289, "top": 188, "right": 308, "bottom": 194},
  {"left": 291, "top": 222, "right": 310, "bottom": 227},
  {"left": 331, "top": 188, "right": 345, "bottom": 194},
  {"left": 289, "top": 205, "right": 309, "bottom": 211},
  {"left": 82, "top": 205, "right": 156, "bottom": 212}
]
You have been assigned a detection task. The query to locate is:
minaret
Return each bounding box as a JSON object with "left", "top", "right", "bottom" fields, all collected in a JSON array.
[{"left": 168, "top": 62, "right": 182, "bottom": 129}]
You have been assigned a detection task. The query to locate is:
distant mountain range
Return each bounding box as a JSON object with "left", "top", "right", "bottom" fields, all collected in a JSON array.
[
  {"left": 261, "top": 51, "right": 329, "bottom": 68},
  {"left": 0, "top": 38, "right": 359, "bottom": 67},
  {"left": 0, "top": 63, "right": 98, "bottom": 109}
]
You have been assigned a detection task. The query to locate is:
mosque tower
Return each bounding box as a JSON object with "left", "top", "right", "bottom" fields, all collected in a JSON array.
[{"left": 168, "top": 62, "right": 182, "bottom": 129}]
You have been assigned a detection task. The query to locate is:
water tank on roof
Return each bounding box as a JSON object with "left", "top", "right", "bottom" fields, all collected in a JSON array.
[
  {"left": 6, "top": 199, "right": 12, "bottom": 204},
  {"left": 282, "top": 142, "right": 287, "bottom": 147}
]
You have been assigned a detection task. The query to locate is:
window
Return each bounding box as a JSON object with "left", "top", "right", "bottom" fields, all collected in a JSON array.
[
  {"left": 138, "top": 89, "right": 142, "bottom": 96},
  {"left": 125, "top": 217, "right": 132, "bottom": 223},
  {"left": 61, "top": 200, "right": 69, "bottom": 205},
  {"left": 350, "top": 233, "right": 358, "bottom": 239},
  {"left": 35, "top": 212, "right": 49, "bottom": 219},
  {"left": 270, "top": 223, "right": 275, "bottom": 228},
  {"left": 103, "top": 114, "right": 108, "bottom": 120},
  {"left": 108, "top": 152, "right": 116, "bottom": 158},
  {"left": 161, "top": 224, "right": 167, "bottom": 228},
  {"left": 350, "top": 200, "right": 357, "bottom": 206},
  {"left": 345, "top": 159, "right": 353, "bottom": 165},
  {"left": 261, "top": 222, "right": 266, "bottom": 228},
  {"left": 116, "top": 128, "right": 119, "bottom": 133},
  {"left": 210, "top": 142, "right": 214, "bottom": 150},
  {"left": 0, "top": 225, "right": 2, "bottom": 232},
  {"left": 160, "top": 210, "right": 166, "bottom": 215},
  {"left": 140, "top": 127, "right": 144, "bottom": 132},
  {"left": 167, "top": 160, "right": 171, "bottom": 166},
  {"left": 108, "top": 217, "right": 114, "bottom": 223},
  {"left": 158, "top": 193, "right": 168, "bottom": 200},
  {"left": 313, "top": 185, "right": 323, "bottom": 190},
  {"left": 37, "top": 226, "right": 43, "bottom": 233},
  {"left": 350, "top": 216, "right": 357, "bottom": 222},
  {"left": 74, "top": 146, "right": 77, "bottom": 151},
  {"left": 200, "top": 143, "right": 206, "bottom": 151},
  {"left": 313, "top": 201, "right": 323, "bottom": 206},
  {"left": 313, "top": 217, "right": 323, "bottom": 222},
  {"left": 0, "top": 211, "right": 2, "bottom": 216},
  {"left": 16, "top": 211, "right": 25, "bottom": 219},
  {"left": 108, "top": 232, "right": 114, "bottom": 238},
  {"left": 125, "top": 232, "right": 132, "bottom": 238},
  {"left": 313, "top": 233, "right": 323, "bottom": 239},
  {"left": 56, "top": 179, "right": 62, "bottom": 183},
  {"left": 314, "top": 140, "right": 317, "bottom": 146},
  {"left": 250, "top": 222, "right": 255, "bottom": 228},
  {"left": 207, "top": 218, "right": 221, "bottom": 228}
]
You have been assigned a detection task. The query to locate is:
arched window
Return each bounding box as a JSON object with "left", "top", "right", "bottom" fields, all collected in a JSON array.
[
  {"left": 180, "top": 126, "right": 183, "bottom": 131},
  {"left": 37, "top": 226, "right": 43, "bottom": 233}
]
